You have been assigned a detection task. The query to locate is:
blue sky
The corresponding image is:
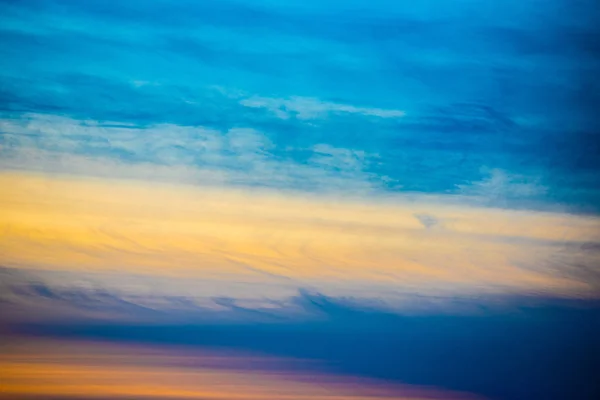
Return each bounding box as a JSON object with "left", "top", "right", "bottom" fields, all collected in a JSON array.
[{"left": 1, "top": 0, "right": 599, "bottom": 211}]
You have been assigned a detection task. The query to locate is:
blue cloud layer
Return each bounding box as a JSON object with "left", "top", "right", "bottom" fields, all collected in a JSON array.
[{"left": 8, "top": 281, "right": 600, "bottom": 400}]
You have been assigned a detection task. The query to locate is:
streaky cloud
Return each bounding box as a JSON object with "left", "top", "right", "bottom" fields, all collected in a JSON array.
[
  {"left": 240, "top": 96, "right": 406, "bottom": 120},
  {"left": 4, "top": 283, "right": 599, "bottom": 400}
]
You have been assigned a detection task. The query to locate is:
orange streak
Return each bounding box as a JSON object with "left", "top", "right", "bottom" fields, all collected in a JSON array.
[{"left": 0, "top": 337, "right": 481, "bottom": 400}]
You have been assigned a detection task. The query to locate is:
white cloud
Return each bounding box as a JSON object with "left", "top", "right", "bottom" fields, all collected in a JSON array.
[
  {"left": 310, "top": 144, "right": 367, "bottom": 172},
  {"left": 0, "top": 114, "right": 383, "bottom": 193},
  {"left": 456, "top": 168, "right": 548, "bottom": 204},
  {"left": 240, "top": 96, "right": 406, "bottom": 120}
]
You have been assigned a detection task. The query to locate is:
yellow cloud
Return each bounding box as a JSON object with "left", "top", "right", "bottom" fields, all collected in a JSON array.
[{"left": 1, "top": 171, "right": 599, "bottom": 300}]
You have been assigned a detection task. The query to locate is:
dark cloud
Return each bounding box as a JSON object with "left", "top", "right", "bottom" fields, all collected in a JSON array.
[
  {"left": 7, "top": 286, "right": 600, "bottom": 400},
  {"left": 414, "top": 213, "right": 440, "bottom": 229},
  {"left": 3, "top": 266, "right": 600, "bottom": 400}
]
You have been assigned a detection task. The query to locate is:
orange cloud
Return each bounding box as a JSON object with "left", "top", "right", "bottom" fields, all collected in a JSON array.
[{"left": 0, "top": 336, "right": 481, "bottom": 400}]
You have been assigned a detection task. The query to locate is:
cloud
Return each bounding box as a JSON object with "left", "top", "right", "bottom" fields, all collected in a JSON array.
[
  {"left": 2, "top": 171, "right": 599, "bottom": 308},
  {"left": 309, "top": 144, "right": 370, "bottom": 173},
  {"left": 414, "top": 213, "right": 440, "bottom": 229},
  {"left": 0, "top": 335, "right": 486, "bottom": 400},
  {"left": 0, "top": 113, "right": 385, "bottom": 193},
  {"left": 4, "top": 284, "right": 599, "bottom": 400},
  {"left": 240, "top": 96, "right": 406, "bottom": 120},
  {"left": 456, "top": 168, "right": 548, "bottom": 206}
]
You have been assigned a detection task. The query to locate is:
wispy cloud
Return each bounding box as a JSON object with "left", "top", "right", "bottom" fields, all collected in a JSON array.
[
  {"left": 457, "top": 168, "right": 548, "bottom": 201},
  {"left": 240, "top": 96, "right": 406, "bottom": 120},
  {"left": 2, "top": 171, "right": 598, "bottom": 309},
  {"left": 0, "top": 114, "right": 385, "bottom": 193}
]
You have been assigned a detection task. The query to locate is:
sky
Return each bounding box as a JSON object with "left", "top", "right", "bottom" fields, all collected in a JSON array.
[{"left": 0, "top": 1, "right": 599, "bottom": 400}]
